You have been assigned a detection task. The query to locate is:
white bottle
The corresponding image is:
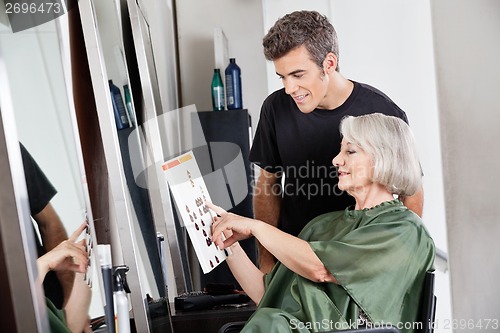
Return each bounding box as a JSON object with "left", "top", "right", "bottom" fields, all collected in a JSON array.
[{"left": 114, "top": 272, "right": 131, "bottom": 333}]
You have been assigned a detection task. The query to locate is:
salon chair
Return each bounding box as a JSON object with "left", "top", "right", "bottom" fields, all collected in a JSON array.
[{"left": 218, "top": 270, "right": 436, "bottom": 333}]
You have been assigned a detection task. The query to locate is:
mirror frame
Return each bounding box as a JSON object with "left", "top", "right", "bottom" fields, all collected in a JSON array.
[
  {"left": 125, "top": 0, "right": 192, "bottom": 296},
  {"left": 78, "top": 0, "right": 154, "bottom": 331},
  {"left": 0, "top": 54, "right": 48, "bottom": 332}
]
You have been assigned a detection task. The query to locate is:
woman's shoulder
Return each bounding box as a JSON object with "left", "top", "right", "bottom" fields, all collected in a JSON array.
[
  {"left": 311, "top": 210, "right": 346, "bottom": 223},
  {"left": 298, "top": 210, "right": 346, "bottom": 237},
  {"left": 368, "top": 201, "right": 420, "bottom": 224},
  {"left": 369, "top": 202, "right": 434, "bottom": 240}
]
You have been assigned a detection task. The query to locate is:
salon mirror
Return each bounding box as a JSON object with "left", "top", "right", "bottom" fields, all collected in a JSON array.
[
  {"left": 78, "top": 0, "right": 174, "bottom": 331},
  {"left": 0, "top": 1, "right": 172, "bottom": 331},
  {"left": 0, "top": 10, "right": 105, "bottom": 323}
]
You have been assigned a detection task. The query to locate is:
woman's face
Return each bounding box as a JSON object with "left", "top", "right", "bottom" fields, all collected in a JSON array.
[{"left": 332, "top": 138, "right": 374, "bottom": 194}]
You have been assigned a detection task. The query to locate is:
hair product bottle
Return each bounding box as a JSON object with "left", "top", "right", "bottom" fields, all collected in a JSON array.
[
  {"left": 211, "top": 68, "right": 225, "bottom": 111},
  {"left": 225, "top": 58, "right": 242, "bottom": 110},
  {"left": 108, "top": 80, "right": 130, "bottom": 130},
  {"left": 123, "top": 84, "right": 135, "bottom": 128},
  {"left": 113, "top": 266, "right": 131, "bottom": 333}
]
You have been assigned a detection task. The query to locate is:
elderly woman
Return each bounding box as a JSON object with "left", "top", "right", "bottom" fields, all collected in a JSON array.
[{"left": 210, "top": 113, "right": 435, "bottom": 333}]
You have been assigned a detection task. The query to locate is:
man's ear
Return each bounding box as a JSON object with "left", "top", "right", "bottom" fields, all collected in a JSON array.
[{"left": 323, "top": 52, "right": 338, "bottom": 73}]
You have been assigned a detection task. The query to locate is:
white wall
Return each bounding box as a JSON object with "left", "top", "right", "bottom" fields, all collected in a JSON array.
[{"left": 431, "top": 0, "right": 500, "bottom": 331}]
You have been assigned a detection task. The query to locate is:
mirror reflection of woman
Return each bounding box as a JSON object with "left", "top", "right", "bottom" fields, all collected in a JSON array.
[
  {"left": 37, "top": 222, "right": 92, "bottom": 333},
  {"left": 210, "top": 113, "right": 435, "bottom": 333}
]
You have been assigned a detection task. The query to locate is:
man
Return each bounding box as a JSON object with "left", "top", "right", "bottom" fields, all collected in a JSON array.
[
  {"left": 20, "top": 143, "right": 74, "bottom": 309},
  {"left": 249, "top": 10, "right": 423, "bottom": 273}
]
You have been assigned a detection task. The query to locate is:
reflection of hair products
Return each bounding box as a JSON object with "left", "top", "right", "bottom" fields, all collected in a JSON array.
[
  {"left": 114, "top": 266, "right": 131, "bottom": 333},
  {"left": 123, "top": 85, "right": 135, "bottom": 128},
  {"left": 109, "top": 80, "right": 130, "bottom": 130},
  {"left": 97, "top": 245, "right": 116, "bottom": 333}
]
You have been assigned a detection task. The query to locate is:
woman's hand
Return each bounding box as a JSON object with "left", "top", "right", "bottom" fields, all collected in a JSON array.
[
  {"left": 205, "top": 202, "right": 267, "bottom": 304},
  {"left": 37, "top": 221, "right": 88, "bottom": 283},
  {"left": 207, "top": 202, "right": 260, "bottom": 250}
]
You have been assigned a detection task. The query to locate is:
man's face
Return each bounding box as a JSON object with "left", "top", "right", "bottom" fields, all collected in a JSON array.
[{"left": 274, "top": 45, "right": 330, "bottom": 113}]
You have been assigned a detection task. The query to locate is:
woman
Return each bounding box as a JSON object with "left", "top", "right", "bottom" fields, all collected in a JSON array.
[
  {"left": 210, "top": 113, "right": 435, "bottom": 333},
  {"left": 37, "top": 222, "right": 92, "bottom": 333}
]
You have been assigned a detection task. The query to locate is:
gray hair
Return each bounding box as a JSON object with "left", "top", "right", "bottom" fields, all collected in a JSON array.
[{"left": 339, "top": 113, "right": 422, "bottom": 196}]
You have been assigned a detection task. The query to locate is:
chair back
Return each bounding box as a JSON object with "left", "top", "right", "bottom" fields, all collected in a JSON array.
[
  {"left": 218, "top": 321, "right": 246, "bottom": 333},
  {"left": 417, "top": 270, "right": 437, "bottom": 333}
]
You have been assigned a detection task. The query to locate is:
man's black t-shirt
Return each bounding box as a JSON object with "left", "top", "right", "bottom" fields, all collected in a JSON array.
[
  {"left": 249, "top": 81, "right": 408, "bottom": 236},
  {"left": 20, "top": 143, "right": 64, "bottom": 309}
]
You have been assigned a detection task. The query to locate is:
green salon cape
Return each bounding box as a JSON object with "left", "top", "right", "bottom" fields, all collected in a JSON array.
[
  {"left": 47, "top": 298, "right": 71, "bottom": 333},
  {"left": 242, "top": 200, "right": 435, "bottom": 333}
]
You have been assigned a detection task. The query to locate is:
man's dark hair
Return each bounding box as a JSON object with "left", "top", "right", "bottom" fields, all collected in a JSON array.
[{"left": 263, "top": 10, "right": 339, "bottom": 71}]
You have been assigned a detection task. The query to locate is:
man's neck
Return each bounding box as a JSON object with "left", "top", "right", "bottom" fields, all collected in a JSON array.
[{"left": 322, "top": 73, "right": 354, "bottom": 110}]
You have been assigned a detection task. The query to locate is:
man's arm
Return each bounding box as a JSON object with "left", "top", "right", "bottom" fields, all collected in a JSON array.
[
  {"left": 253, "top": 167, "right": 282, "bottom": 274},
  {"left": 33, "top": 202, "right": 74, "bottom": 306},
  {"left": 401, "top": 186, "right": 424, "bottom": 217}
]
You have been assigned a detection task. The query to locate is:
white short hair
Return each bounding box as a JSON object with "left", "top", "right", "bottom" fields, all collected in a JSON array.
[{"left": 339, "top": 113, "right": 422, "bottom": 196}]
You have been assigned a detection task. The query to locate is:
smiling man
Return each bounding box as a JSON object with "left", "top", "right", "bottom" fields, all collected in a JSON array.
[{"left": 249, "top": 10, "right": 423, "bottom": 273}]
